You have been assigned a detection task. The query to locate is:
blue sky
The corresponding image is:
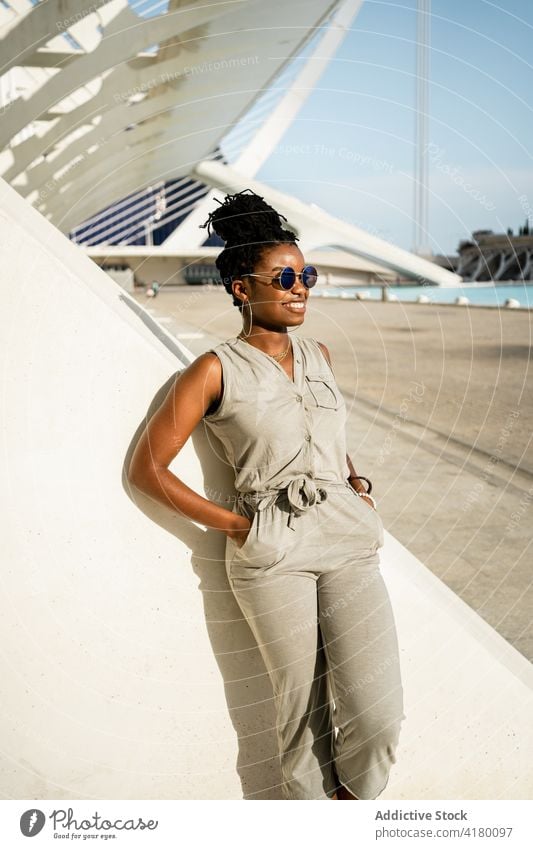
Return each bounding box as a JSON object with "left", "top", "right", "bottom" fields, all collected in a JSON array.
[{"left": 249, "top": 0, "right": 533, "bottom": 256}]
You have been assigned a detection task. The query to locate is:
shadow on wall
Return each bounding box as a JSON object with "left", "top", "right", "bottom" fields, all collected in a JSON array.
[{"left": 122, "top": 367, "right": 287, "bottom": 799}]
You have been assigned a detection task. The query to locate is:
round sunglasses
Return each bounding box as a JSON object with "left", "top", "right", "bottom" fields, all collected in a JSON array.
[{"left": 239, "top": 265, "right": 318, "bottom": 290}]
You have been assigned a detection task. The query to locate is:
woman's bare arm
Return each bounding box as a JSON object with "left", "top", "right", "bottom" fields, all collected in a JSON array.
[{"left": 127, "top": 352, "right": 250, "bottom": 543}]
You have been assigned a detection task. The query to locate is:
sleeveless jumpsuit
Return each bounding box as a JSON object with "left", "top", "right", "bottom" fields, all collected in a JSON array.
[{"left": 202, "top": 335, "right": 405, "bottom": 800}]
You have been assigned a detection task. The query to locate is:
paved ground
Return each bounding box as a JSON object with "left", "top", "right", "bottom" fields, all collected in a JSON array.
[{"left": 135, "top": 285, "right": 533, "bottom": 661}]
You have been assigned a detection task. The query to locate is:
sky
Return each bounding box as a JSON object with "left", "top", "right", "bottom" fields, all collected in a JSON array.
[{"left": 242, "top": 0, "right": 533, "bottom": 257}]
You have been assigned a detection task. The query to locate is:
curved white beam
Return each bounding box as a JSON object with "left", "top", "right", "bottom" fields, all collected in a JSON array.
[
  {"left": 2, "top": 52, "right": 188, "bottom": 180},
  {"left": 0, "top": 0, "right": 242, "bottom": 149},
  {"left": 41, "top": 103, "right": 237, "bottom": 230},
  {"left": 192, "top": 158, "right": 463, "bottom": 285},
  {"left": 166, "top": 0, "right": 364, "bottom": 249},
  {"left": 23, "top": 74, "right": 250, "bottom": 202},
  {"left": 0, "top": 0, "right": 117, "bottom": 69},
  {"left": 2, "top": 0, "right": 344, "bottom": 231}
]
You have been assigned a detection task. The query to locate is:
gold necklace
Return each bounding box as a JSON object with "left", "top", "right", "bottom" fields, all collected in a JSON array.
[{"left": 237, "top": 333, "right": 292, "bottom": 362}]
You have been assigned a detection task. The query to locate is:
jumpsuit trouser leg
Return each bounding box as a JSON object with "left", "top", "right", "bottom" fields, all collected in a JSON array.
[
  {"left": 317, "top": 559, "right": 405, "bottom": 799},
  {"left": 227, "top": 570, "right": 338, "bottom": 800}
]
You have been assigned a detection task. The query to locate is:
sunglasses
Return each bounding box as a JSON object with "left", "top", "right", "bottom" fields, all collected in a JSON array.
[{"left": 240, "top": 265, "right": 318, "bottom": 290}]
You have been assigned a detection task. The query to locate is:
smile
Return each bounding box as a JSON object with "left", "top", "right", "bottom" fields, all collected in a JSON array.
[{"left": 282, "top": 302, "right": 306, "bottom": 311}]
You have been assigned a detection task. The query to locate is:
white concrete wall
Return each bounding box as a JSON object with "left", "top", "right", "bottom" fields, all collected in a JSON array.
[
  {"left": 0, "top": 176, "right": 246, "bottom": 799},
  {"left": 1, "top": 176, "right": 532, "bottom": 800}
]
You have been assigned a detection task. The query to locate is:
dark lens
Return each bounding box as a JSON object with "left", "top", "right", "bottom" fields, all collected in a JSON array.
[
  {"left": 279, "top": 267, "right": 296, "bottom": 289},
  {"left": 302, "top": 265, "right": 318, "bottom": 288}
]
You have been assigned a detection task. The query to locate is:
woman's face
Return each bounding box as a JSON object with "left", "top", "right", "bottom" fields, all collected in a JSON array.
[{"left": 234, "top": 243, "right": 309, "bottom": 330}]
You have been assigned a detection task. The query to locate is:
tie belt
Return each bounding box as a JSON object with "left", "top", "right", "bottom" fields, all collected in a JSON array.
[{"left": 236, "top": 475, "right": 351, "bottom": 530}]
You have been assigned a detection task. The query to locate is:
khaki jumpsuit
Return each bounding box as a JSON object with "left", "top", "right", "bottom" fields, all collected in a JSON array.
[{"left": 203, "top": 335, "right": 406, "bottom": 800}]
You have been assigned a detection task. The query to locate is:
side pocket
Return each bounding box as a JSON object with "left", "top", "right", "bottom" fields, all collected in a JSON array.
[
  {"left": 229, "top": 503, "right": 287, "bottom": 575},
  {"left": 234, "top": 506, "right": 259, "bottom": 555},
  {"left": 349, "top": 487, "right": 385, "bottom": 548}
]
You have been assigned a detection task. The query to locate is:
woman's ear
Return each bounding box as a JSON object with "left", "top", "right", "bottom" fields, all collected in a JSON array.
[{"left": 232, "top": 277, "right": 250, "bottom": 305}]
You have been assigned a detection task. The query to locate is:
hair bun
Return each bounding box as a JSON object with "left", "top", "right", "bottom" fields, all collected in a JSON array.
[{"left": 200, "top": 188, "right": 297, "bottom": 246}]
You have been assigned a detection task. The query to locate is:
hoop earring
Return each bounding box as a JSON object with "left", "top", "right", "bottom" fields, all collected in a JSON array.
[{"left": 242, "top": 298, "right": 253, "bottom": 338}]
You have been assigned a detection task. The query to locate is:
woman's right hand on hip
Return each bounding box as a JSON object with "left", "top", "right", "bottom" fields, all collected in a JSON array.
[{"left": 227, "top": 515, "right": 252, "bottom": 549}]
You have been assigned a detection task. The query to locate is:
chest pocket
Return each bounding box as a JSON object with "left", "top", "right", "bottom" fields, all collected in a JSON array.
[{"left": 305, "top": 372, "right": 342, "bottom": 410}]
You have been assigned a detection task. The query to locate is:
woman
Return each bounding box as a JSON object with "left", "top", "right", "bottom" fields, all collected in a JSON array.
[{"left": 128, "top": 189, "right": 405, "bottom": 800}]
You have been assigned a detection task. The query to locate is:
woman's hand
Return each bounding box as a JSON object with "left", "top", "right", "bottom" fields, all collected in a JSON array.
[
  {"left": 227, "top": 515, "right": 252, "bottom": 549},
  {"left": 347, "top": 475, "right": 376, "bottom": 511},
  {"left": 359, "top": 494, "right": 376, "bottom": 511}
]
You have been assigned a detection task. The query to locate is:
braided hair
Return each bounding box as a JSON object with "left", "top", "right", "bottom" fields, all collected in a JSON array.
[{"left": 199, "top": 189, "right": 298, "bottom": 310}]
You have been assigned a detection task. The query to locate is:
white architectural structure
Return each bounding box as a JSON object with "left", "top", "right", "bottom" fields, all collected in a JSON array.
[
  {"left": 0, "top": 0, "right": 461, "bottom": 285},
  {"left": 0, "top": 0, "right": 360, "bottom": 230}
]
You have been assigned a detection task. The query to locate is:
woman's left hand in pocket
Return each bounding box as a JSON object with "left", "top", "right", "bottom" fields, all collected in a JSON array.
[{"left": 360, "top": 494, "right": 376, "bottom": 511}]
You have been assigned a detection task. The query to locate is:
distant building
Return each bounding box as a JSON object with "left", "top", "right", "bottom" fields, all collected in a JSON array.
[{"left": 434, "top": 221, "right": 533, "bottom": 281}]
